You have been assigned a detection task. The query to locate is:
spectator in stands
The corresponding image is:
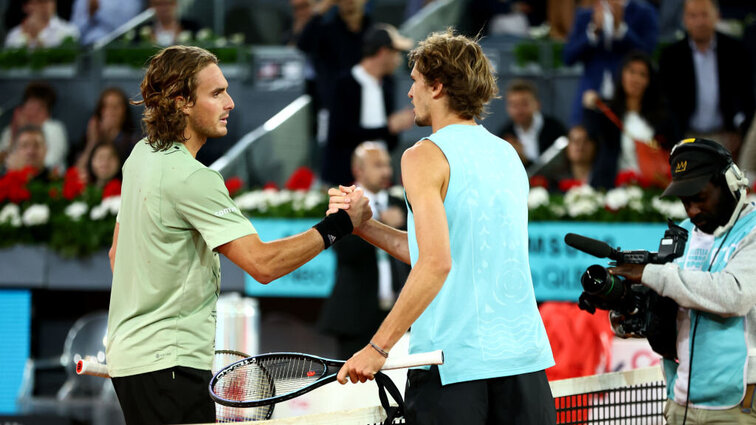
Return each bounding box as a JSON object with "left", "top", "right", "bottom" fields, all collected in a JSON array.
[
  {"left": 4, "top": 0, "right": 79, "bottom": 48},
  {"left": 582, "top": 50, "right": 676, "bottom": 189},
  {"left": 2, "top": 125, "right": 55, "bottom": 183},
  {"left": 544, "top": 124, "right": 598, "bottom": 191},
  {"left": 470, "top": 0, "right": 546, "bottom": 37},
  {"left": 70, "top": 87, "right": 137, "bottom": 172},
  {"left": 71, "top": 0, "right": 143, "bottom": 45},
  {"left": 546, "top": 0, "right": 594, "bottom": 41},
  {"left": 659, "top": 0, "right": 754, "bottom": 159},
  {"left": 499, "top": 79, "right": 567, "bottom": 168},
  {"left": 404, "top": 0, "right": 436, "bottom": 21},
  {"left": 86, "top": 141, "right": 122, "bottom": 188},
  {"left": 322, "top": 23, "right": 414, "bottom": 186},
  {"left": 0, "top": 82, "right": 68, "bottom": 172},
  {"left": 283, "top": 0, "right": 313, "bottom": 45},
  {"left": 563, "top": 0, "right": 659, "bottom": 126},
  {"left": 319, "top": 142, "right": 409, "bottom": 359},
  {"left": 297, "top": 0, "right": 372, "bottom": 144},
  {"left": 134, "top": 0, "right": 198, "bottom": 46}
]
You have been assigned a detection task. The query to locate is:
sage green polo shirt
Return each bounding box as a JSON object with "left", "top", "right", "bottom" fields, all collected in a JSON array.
[{"left": 106, "top": 139, "right": 255, "bottom": 377}]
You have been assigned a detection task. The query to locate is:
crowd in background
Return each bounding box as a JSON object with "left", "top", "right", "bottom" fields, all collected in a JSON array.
[{"left": 2, "top": 0, "right": 755, "bottom": 197}]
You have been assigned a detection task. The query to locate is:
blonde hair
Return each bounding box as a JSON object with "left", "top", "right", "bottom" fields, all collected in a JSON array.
[{"left": 408, "top": 29, "right": 498, "bottom": 120}]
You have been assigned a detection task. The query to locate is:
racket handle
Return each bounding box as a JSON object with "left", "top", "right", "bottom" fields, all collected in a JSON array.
[
  {"left": 381, "top": 349, "right": 444, "bottom": 370},
  {"left": 76, "top": 359, "right": 110, "bottom": 378}
]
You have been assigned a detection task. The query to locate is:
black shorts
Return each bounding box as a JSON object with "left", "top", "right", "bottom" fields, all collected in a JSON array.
[
  {"left": 405, "top": 365, "right": 556, "bottom": 425},
  {"left": 111, "top": 366, "right": 215, "bottom": 425}
]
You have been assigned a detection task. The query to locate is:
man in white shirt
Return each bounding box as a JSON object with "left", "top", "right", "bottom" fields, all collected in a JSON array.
[
  {"left": 322, "top": 23, "right": 415, "bottom": 185},
  {"left": 4, "top": 0, "right": 79, "bottom": 48}
]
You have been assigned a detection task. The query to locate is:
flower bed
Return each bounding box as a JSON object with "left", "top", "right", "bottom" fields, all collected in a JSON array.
[{"left": 3, "top": 167, "right": 754, "bottom": 258}]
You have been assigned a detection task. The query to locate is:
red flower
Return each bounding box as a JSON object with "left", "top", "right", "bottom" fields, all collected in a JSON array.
[
  {"left": 62, "top": 167, "right": 85, "bottom": 200},
  {"left": 102, "top": 179, "right": 122, "bottom": 199},
  {"left": 0, "top": 167, "right": 35, "bottom": 203},
  {"left": 614, "top": 169, "right": 640, "bottom": 187},
  {"left": 285, "top": 166, "right": 315, "bottom": 191},
  {"left": 225, "top": 176, "right": 243, "bottom": 197},
  {"left": 529, "top": 175, "right": 549, "bottom": 189},
  {"left": 263, "top": 182, "right": 279, "bottom": 190},
  {"left": 558, "top": 179, "right": 584, "bottom": 192}
]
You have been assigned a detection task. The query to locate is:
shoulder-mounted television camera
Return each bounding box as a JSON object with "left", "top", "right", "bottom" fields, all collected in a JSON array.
[{"left": 564, "top": 220, "right": 688, "bottom": 359}]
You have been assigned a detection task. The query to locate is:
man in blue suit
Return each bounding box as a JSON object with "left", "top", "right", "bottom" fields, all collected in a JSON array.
[{"left": 564, "top": 0, "right": 659, "bottom": 125}]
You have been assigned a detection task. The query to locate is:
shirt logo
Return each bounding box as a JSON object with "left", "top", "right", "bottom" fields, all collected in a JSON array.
[
  {"left": 675, "top": 161, "right": 687, "bottom": 174},
  {"left": 214, "top": 207, "right": 240, "bottom": 217}
]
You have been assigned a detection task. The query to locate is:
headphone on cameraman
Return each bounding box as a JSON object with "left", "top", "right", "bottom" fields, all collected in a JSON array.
[{"left": 669, "top": 138, "right": 750, "bottom": 200}]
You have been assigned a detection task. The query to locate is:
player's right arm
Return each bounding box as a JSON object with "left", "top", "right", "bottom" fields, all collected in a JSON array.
[{"left": 218, "top": 191, "right": 372, "bottom": 284}]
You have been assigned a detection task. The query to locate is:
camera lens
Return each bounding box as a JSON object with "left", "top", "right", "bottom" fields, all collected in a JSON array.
[{"left": 580, "top": 264, "right": 625, "bottom": 301}]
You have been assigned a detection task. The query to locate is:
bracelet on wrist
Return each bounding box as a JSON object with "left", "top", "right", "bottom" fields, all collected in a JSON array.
[{"left": 369, "top": 341, "right": 389, "bottom": 358}]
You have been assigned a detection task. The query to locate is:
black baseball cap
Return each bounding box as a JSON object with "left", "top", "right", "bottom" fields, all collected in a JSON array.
[
  {"left": 362, "top": 24, "right": 413, "bottom": 57},
  {"left": 661, "top": 138, "right": 732, "bottom": 197}
]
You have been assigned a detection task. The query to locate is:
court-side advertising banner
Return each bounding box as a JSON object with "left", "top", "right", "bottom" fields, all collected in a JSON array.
[{"left": 246, "top": 219, "right": 669, "bottom": 300}]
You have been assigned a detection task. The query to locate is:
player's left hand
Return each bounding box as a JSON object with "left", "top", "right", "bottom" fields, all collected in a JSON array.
[
  {"left": 337, "top": 344, "right": 387, "bottom": 384},
  {"left": 608, "top": 263, "right": 646, "bottom": 282}
]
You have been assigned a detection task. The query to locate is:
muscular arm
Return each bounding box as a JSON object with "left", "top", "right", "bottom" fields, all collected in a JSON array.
[
  {"left": 216, "top": 229, "right": 325, "bottom": 284},
  {"left": 337, "top": 140, "right": 451, "bottom": 384},
  {"left": 354, "top": 219, "right": 410, "bottom": 265}
]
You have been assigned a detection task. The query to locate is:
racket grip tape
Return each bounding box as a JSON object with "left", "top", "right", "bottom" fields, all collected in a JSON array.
[
  {"left": 76, "top": 359, "right": 110, "bottom": 378},
  {"left": 382, "top": 350, "right": 444, "bottom": 370}
]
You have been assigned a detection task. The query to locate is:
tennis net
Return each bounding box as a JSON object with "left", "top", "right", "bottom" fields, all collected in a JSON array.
[
  {"left": 552, "top": 366, "right": 666, "bottom": 424},
  {"left": 213, "top": 366, "right": 665, "bottom": 424}
]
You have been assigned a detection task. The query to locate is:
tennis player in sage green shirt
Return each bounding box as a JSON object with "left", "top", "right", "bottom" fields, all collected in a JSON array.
[{"left": 106, "top": 45, "right": 371, "bottom": 425}]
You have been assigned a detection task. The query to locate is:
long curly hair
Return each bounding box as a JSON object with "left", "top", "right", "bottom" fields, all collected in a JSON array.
[
  {"left": 408, "top": 29, "right": 498, "bottom": 120},
  {"left": 132, "top": 46, "right": 218, "bottom": 151}
]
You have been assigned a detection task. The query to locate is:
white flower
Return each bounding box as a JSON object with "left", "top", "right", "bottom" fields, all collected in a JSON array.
[
  {"left": 64, "top": 202, "right": 89, "bottom": 221},
  {"left": 229, "top": 33, "right": 245, "bottom": 45},
  {"left": 304, "top": 191, "right": 325, "bottom": 210},
  {"left": 549, "top": 204, "right": 566, "bottom": 218},
  {"left": 139, "top": 26, "right": 152, "bottom": 40},
  {"left": 22, "top": 204, "right": 50, "bottom": 226},
  {"left": 123, "top": 29, "right": 136, "bottom": 42},
  {"left": 234, "top": 191, "right": 266, "bottom": 211},
  {"left": 567, "top": 199, "right": 600, "bottom": 217},
  {"left": 268, "top": 190, "right": 293, "bottom": 207},
  {"left": 0, "top": 204, "right": 22, "bottom": 227},
  {"left": 605, "top": 187, "right": 629, "bottom": 210},
  {"left": 177, "top": 31, "right": 192, "bottom": 44},
  {"left": 102, "top": 196, "right": 121, "bottom": 215},
  {"left": 196, "top": 28, "right": 212, "bottom": 42},
  {"left": 652, "top": 198, "right": 687, "bottom": 220},
  {"left": 90, "top": 205, "right": 107, "bottom": 220},
  {"left": 214, "top": 37, "right": 227, "bottom": 47},
  {"left": 528, "top": 187, "right": 549, "bottom": 209}
]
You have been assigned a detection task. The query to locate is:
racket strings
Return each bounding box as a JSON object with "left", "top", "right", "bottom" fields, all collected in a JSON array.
[
  {"left": 213, "top": 351, "right": 273, "bottom": 422},
  {"left": 214, "top": 355, "right": 326, "bottom": 404}
]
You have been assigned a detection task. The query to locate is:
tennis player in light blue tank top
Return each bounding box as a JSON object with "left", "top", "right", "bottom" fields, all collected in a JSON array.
[
  {"left": 331, "top": 30, "right": 555, "bottom": 425},
  {"left": 406, "top": 123, "right": 554, "bottom": 385}
]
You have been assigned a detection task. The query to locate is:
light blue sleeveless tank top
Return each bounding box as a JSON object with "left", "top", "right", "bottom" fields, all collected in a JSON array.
[{"left": 406, "top": 124, "right": 554, "bottom": 385}]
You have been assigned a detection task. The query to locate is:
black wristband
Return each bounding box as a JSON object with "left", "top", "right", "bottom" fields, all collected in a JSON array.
[{"left": 313, "top": 209, "right": 353, "bottom": 249}]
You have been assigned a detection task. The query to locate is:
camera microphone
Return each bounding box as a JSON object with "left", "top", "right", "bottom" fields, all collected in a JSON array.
[{"left": 564, "top": 233, "right": 617, "bottom": 259}]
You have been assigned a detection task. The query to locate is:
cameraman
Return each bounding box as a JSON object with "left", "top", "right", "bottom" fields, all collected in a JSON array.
[{"left": 610, "top": 138, "right": 756, "bottom": 424}]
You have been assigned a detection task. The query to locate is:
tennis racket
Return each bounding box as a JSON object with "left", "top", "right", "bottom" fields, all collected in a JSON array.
[
  {"left": 75, "top": 350, "right": 255, "bottom": 379},
  {"left": 209, "top": 349, "right": 444, "bottom": 408}
]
